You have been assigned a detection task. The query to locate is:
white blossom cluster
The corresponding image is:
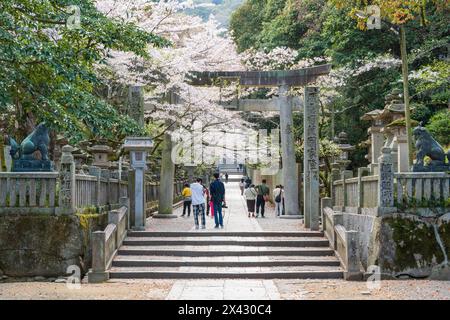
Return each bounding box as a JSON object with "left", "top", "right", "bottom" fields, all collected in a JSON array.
[{"left": 95, "top": 0, "right": 254, "bottom": 160}]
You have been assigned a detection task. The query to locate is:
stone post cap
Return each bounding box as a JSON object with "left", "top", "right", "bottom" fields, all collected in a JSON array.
[
  {"left": 60, "top": 145, "right": 75, "bottom": 163},
  {"left": 62, "top": 145, "right": 74, "bottom": 153}
]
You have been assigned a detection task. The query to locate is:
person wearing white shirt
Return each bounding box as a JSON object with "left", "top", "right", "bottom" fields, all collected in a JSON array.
[
  {"left": 244, "top": 184, "right": 257, "bottom": 218},
  {"left": 273, "top": 185, "right": 284, "bottom": 217},
  {"left": 190, "top": 178, "right": 206, "bottom": 229}
]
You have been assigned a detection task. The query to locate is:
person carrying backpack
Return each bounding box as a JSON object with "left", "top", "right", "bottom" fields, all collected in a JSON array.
[{"left": 273, "top": 185, "right": 284, "bottom": 217}]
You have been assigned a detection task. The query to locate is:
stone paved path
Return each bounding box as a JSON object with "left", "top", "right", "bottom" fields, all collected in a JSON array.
[{"left": 161, "top": 175, "right": 282, "bottom": 300}]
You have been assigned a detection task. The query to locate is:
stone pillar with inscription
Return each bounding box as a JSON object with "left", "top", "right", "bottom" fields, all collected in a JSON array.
[
  {"left": 278, "top": 85, "right": 300, "bottom": 218},
  {"left": 303, "top": 87, "right": 320, "bottom": 230},
  {"left": 377, "top": 147, "right": 396, "bottom": 215},
  {"left": 56, "top": 145, "right": 76, "bottom": 215}
]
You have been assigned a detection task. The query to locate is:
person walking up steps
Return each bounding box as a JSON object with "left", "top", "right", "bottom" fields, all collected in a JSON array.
[
  {"left": 225, "top": 172, "right": 229, "bottom": 183},
  {"left": 273, "top": 185, "right": 284, "bottom": 217},
  {"left": 181, "top": 183, "right": 192, "bottom": 217},
  {"left": 210, "top": 172, "right": 225, "bottom": 228},
  {"left": 239, "top": 178, "right": 245, "bottom": 196},
  {"left": 255, "top": 179, "right": 270, "bottom": 218},
  {"left": 244, "top": 184, "right": 257, "bottom": 218},
  {"left": 191, "top": 178, "right": 206, "bottom": 229}
]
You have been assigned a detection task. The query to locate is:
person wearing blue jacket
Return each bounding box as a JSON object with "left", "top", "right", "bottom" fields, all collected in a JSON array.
[{"left": 209, "top": 172, "right": 225, "bottom": 228}]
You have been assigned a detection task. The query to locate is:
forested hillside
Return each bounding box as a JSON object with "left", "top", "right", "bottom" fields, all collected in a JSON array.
[{"left": 230, "top": 0, "right": 449, "bottom": 169}]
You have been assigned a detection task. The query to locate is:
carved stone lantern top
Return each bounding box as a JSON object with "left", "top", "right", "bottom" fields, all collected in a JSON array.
[{"left": 88, "top": 144, "right": 113, "bottom": 169}]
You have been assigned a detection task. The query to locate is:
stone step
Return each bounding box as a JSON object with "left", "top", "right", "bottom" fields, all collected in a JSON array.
[
  {"left": 112, "top": 258, "right": 341, "bottom": 268},
  {"left": 122, "top": 238, "right": 330, "bottom": 247},
  {"left": 127, "top": 231, "right": 324, "bottom": 237},
  {"left": 109, "top": 269, "right": 344, "bottom": 279},
  {"left": 114, "top": 255, "right": 339, "bottom": 261},
  {"left": 117, "top": 247, "right": 335, "bottom": 257},
  {"left": 111, "top": 265, "right": 341, "bottom": 272}
]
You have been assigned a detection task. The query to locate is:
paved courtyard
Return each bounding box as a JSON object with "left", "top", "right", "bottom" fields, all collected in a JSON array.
[{"left": 1, "top": 176, "right": 449, "bottom": 300}]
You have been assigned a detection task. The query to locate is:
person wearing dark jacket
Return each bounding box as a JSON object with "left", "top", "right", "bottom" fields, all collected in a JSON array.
[
  {"left": 255, "top": 179, "right": 270, "bottom": 218},
  {"left": 209, "top": 172, "right": 225, "bottom": 228}
]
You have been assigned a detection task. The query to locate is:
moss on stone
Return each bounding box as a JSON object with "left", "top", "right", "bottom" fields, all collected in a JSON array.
[
  {"left": 0, "top": 212, "right": 108, "bottom": 277},
  {"left": 383, "top": 216, "right": 445, "bottom": 272},
  {"left": 438, "top": 222, "right": 450, "bottom": 258}
]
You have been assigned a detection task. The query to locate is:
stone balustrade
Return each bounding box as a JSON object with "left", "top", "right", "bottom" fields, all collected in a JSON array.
[
  {"left": 0, "top": 172, "right": 59, "bottom": 214},
  {"left": 396, "top": 172, "right": 450, "bottom": 214},
  {"left": 88, "top": 202, "right": 128, "bottom": 283},
  {"left": 332, "top": 170, "right": 449, "bottom": 215}
]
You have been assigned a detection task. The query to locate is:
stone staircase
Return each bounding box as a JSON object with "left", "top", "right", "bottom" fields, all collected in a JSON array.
[{"left": 109, "top": 231, "right": 343, "bottom": 279}]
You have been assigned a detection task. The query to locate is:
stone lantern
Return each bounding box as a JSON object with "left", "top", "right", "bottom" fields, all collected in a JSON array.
[
  {"left": 362, "top": 89, "right": 412, "bottom": 173},
  {"left": 54, "top": 135, "right": 69, "bottom": 171},
  {"left": 377, "top": 89, "right": 411, "bottom": 173},
  {"left": 334, "top": 131, "right": 355, "bottom": 171},
  {"left": 72, "top": 147, "right": 90, "bottom": 172},
  {"left": 88, "top": 144, "right": 113, "bottom": 169},
  {"left": 123, "top": 137, "right": 154, "bottom": 230}
]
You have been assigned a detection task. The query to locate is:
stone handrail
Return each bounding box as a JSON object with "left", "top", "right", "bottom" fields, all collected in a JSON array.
[
  {"left": 0, "top": 172, "right": 59, "bottom": 214},
  {"left": 88, "top": 203, "right": 128, "bottom": 283},
  {"left": 322, "top": 206, "right": 362, "bottom": 280},
  {"left": 395, "top": 172, "right": 450, "bottom": 213}
]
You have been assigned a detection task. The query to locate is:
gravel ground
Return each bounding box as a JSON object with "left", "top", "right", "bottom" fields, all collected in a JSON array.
[
  {"left": 0, "top": 279, "right": 175, "bottom": 300},
  {"left": 275, "top": 279, "right": 450, "bottom": 300},
  {"left": 1, "top": 279, "right": 449, "bottom": 300}
]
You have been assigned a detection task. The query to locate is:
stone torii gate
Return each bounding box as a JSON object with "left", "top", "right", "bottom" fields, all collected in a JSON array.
[{"left": 188, "top": 65, "right": 330, "bottom": 229}]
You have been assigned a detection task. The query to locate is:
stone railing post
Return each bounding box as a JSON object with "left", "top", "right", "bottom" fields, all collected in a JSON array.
[
  {"left": 320, "top": 197, "right": 332, "bottom": 232},
  {"left": 341, "top": 170, "right": 352, "bottom": 212},
  {"left": 330, "top": 163, "right": 340, "bottom": 207},
  {"left": 377, "top": 147, "right": 396, "bottom": 215},
  {"left": 119, "top": 196, "right": 130, "bottom": 229},
  {"left": 56, "top": 145, "right": 76, "bottom": 215},
  {"left": 88, "top": 231, "right": 109, "bottom": 283},
  {"left": 344, "top": 230, "right": 362, "bottom": 280},
  {"left": 89, "top": 166, "right": 102, "bottom": 207},
  {"left": 102, "top": 169, "right": 111, "bottom": 206},
  {"left": 357, "top": 167, "right": 370, "bottom": 213}
]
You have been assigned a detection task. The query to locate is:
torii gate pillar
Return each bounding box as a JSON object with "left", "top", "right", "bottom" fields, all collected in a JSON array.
[{"left": 278, "top": 85, "right": 300, "bottom": 218}]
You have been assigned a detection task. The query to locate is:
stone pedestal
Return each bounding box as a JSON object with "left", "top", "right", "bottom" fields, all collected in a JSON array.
[
  {"left": 302, "top": 87, "right": 320, "bottom": 229},
  {"left": 376, "top": 147, "right": 396, "bottom": 215},
  {"left": 12, "top": 159, "right": 54, "bottom": 172},
  {"left": 278, "top": 85, "right": 300, "bottom": 218}
]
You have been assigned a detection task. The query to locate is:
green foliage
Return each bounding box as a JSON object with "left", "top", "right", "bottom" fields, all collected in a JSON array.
[
  {"left": 0, "top": 0, "right": 168, "bottom": 143},
  {"left": 231, "top": 0, "right": 449, "bottom": 170},
  {"left": 426, "top": 109, "right": 450, "bottom": 146}
]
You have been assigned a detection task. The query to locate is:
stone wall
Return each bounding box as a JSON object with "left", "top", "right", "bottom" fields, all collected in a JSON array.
[
  {"left": 340, "top": 213, "right": 376, "bottom": 269},
  {"left": 0, "top": 213, "right": 107, "bottom": 277},
  {"left": 368, "top": 212, "right": 450, "bottom": 279}
]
